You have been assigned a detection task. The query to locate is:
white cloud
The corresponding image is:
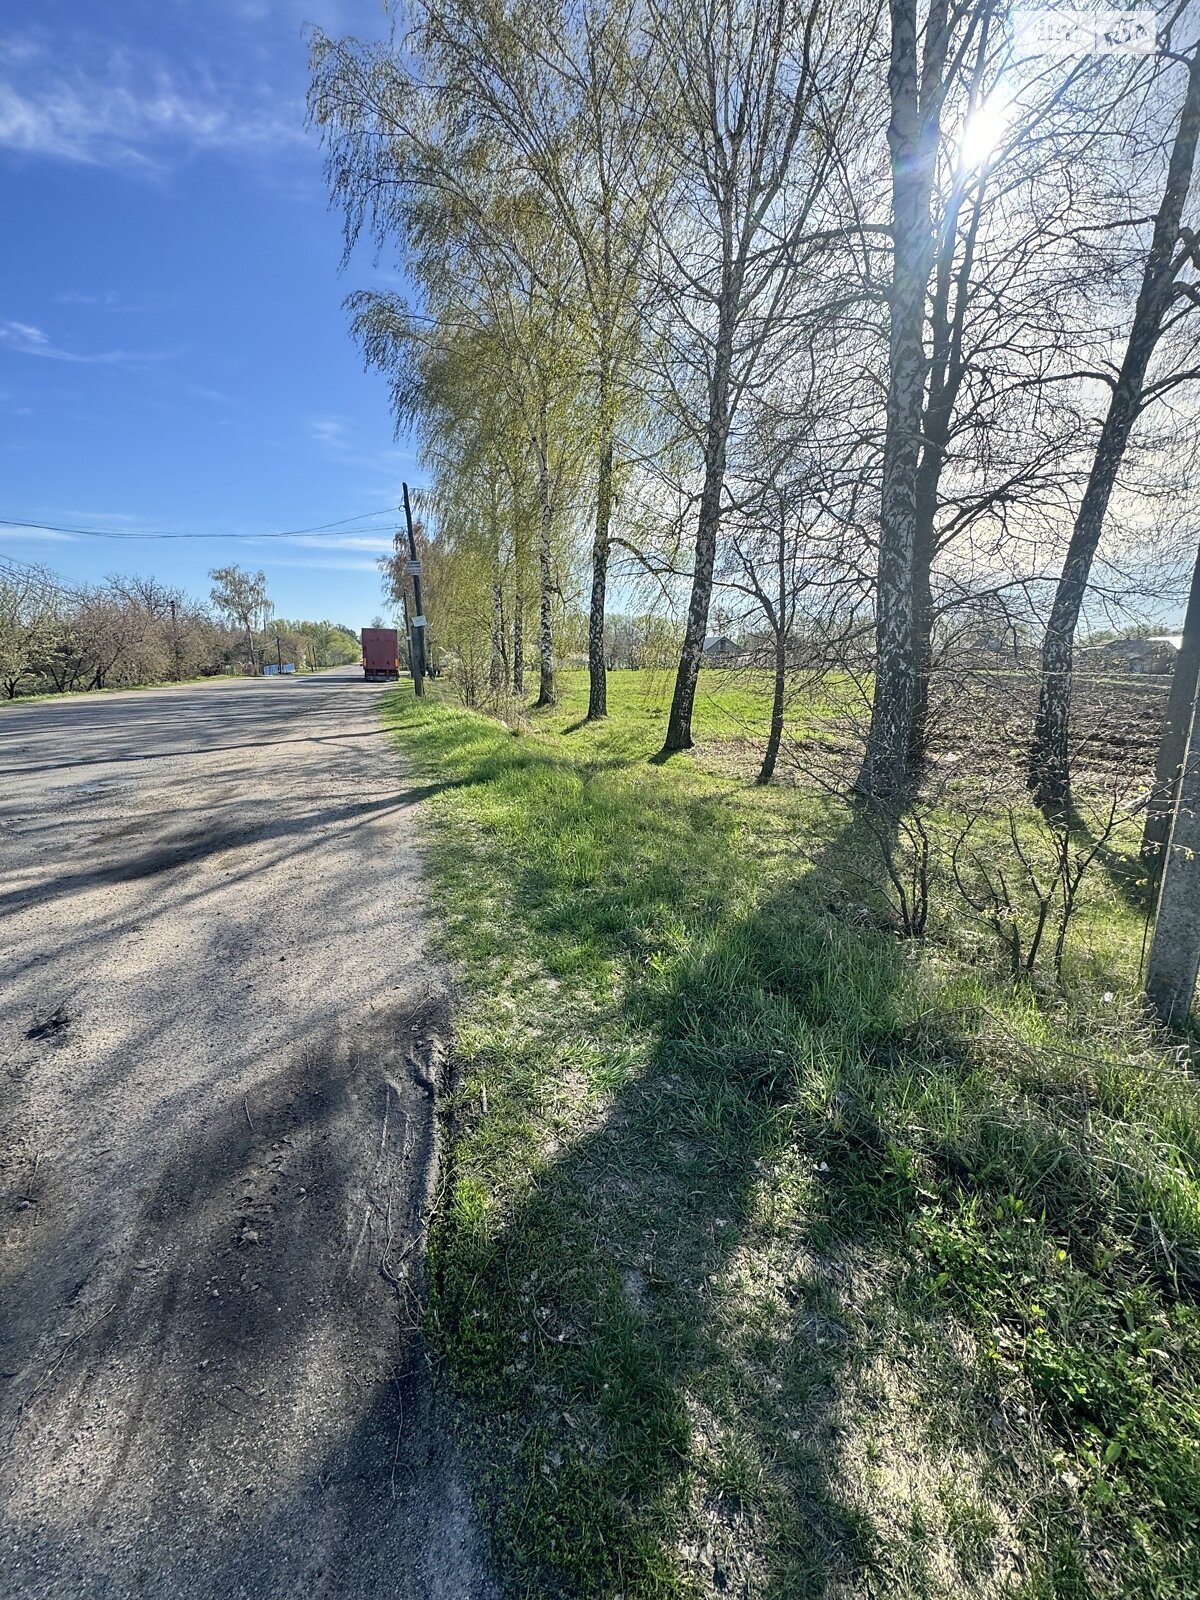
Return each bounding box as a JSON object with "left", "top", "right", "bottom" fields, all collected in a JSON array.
[
  {"left": 266, "top": 556, "right": 382, "bottom": 572},
  {"left": 310, "top": 416, "right": 349, "bottom": 447},
  {"left": 290, "top": 533, "right": 394, "bottom": 552},
  {"left": 3, "top": 319, "right": 47, "bottom": 345},
  {"left": 0, "top": 41, "right": 306, "bottom": 169},
  {"left": 53, "top": 508, "right": 153, "bottom": 527},
  {"left": 180, "top": 383, "right": 240, "bottom": 406},
  {"left": 306, "top": 418, "right": 412, "bottom": 477},
  {"left": 0, "top": 524, "right": 75, "bottom": 542},
  {"left": 304, "top": 418, "right": 416, "bottom": 481},
  {"left": 0, "top": 318, "right": 177, "bottom": 367}
]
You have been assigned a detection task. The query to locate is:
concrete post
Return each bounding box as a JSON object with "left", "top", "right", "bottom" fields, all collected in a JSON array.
[{"left": 1146, "top": 672, "right": 1200, "bottom": 1024}]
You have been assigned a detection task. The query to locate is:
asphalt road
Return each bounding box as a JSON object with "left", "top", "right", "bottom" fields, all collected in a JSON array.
[{"left": 0, "top": 670, "right": 493, "bottom": 1599}]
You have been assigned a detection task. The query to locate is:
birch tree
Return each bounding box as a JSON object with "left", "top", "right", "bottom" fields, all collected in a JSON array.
[
  {"left": 855, "top": 0, "right": 1145, "bottom": 798},
  {"left": 901, "top": 20, "right": 1121, "bottom": 776},
  {"left": 415, "top": 0, "right": 660, "bottom": 720},
  {"left": 646, "top": 0, "right": 872, "bottom": 756},
  {"left": 311, "top": 20, "right": 588, "bottom": 709},
  {"left": 856, "top": 0, "right": 987, "bottom": 801},
  {"left": 208, "top": 566, "right": 272, "bottom": 675},
  {"left": 1029, "top": 40, "right": 1200, "bottom": 809}
]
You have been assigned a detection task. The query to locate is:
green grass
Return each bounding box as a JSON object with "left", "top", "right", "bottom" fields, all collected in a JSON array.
[{"left": 383, "top": 668, "right": 1200, "bottom": 1600}]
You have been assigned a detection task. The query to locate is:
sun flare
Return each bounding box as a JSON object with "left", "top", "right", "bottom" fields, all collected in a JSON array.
[{"left": 960, "top": 93, "right": 1011, "bottom": 170}]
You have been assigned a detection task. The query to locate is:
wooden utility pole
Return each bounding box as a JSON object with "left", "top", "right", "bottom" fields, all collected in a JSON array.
[
  {"left": 400, "top": 592, "right": 420, "bottom": 695},
  {"left": 1146, "top": 674, "right": 1200, "bottom": 1025},
  {"left": 402, "top": 484, "right": 427, "bottom": 696}
]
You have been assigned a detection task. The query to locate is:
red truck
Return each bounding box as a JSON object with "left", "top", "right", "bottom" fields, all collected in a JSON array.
[{"left": 361, "top": 626, "right": 400, "bottom": 682}]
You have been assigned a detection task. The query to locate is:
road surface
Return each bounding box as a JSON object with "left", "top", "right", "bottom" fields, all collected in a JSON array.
[{"left": 0, "top": 670, "right": 493, "bottom": 1599}]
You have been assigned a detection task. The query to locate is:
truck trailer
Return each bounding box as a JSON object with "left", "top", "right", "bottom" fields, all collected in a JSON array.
[{"left": 361, "top": 627, "right": 401, "bottom": 682}]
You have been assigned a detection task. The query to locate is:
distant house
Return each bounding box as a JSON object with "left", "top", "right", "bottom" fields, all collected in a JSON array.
[
  {"left": 702, "top": 635, "right": 741, "bottom": 665},
  {"left": 972, "top": 631, "right": 1018, "bottom": 656},
  {"left": 1099, "top": 635, "right": 1182, "bottom": 675}
]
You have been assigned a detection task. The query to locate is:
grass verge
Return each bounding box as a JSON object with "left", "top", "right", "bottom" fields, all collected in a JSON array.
[{"left": 383, "top": 670, "right": 1200, "bottom": 1600}]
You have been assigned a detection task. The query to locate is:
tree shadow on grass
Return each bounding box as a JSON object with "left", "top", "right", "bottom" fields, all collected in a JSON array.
[
  {"left": 434, "top": 902, "right": 874, "bottom": 1593},
  {"left": 1057, "top": 794, "right": 1156, "bottom": 920},
  {"left": 426, "top": 780, "right": 1035, "bottom": 1597},
  {"left": 423, "top": 711, "right": 1200, "bottom": 1599}
]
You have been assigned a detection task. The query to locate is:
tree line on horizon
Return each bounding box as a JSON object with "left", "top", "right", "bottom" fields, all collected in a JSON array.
[{"left": 0, "top": 558, "right": 361, "bottom": 698}]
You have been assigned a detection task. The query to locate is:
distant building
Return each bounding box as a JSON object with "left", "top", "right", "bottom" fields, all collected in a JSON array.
[
  {"left": 1098, "top": 635, "right": 1182, "bottom": 675},
  {"left": 702, "top": 635, "right": 741, "bottom": 665}
]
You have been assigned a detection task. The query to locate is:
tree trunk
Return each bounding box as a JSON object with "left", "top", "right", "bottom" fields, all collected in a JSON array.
[
  {"left": 661, "top": 306, "right": 735, "bottom": 755},
  {"left": 909, "top": 506, "right": 936, "bottom": 775},
  {"left": 1031, "top": 400, "right": 1166, "bottom": 809},
  {"left": 499, "top": 588, "right": 512, "bottom": 688},
  {"left": 489, "top": 578, "right": 505, "bottom": 692},
  {"left": 758, "top": 628, "right": 787, "bottom": 784},
  {"left": 1030, "top": 48, "right": 1200, "bottom": 810},
  {"left": 513, "top": 591, "right": 524, "bottom": 697},
  {"left": 1145, "top": 670, "right": 1200, "bottom": 1024},
  {"left": 907, "top": 174, "right": 982, "bottom": 777},
  {"left": 586, "top": 432, "right": 614, "bottom": 721},
  {"left": 1143, "top": 538, "right": 1200, "bottom": 864},
  {"left": 855, "top": 0, "right": 944, "bottom": 804},
  {"left": 534, "top": 442, "right": 556, "bottom": 709}
]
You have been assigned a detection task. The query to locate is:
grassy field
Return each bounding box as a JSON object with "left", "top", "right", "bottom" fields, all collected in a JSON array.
[{"left": 382, "top": 668, "right": 1200, "bottom": 1600}]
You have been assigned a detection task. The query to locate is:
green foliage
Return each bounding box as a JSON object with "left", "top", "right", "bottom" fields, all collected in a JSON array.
[
  {"left": 384, "top": 671, "right": 1200, "bottom": 1599},
  {"left": 274, "top": 618, "right": 361, "bottom": 669},
  {"left": 0, "top": 557, "right": 360, "bottom": 699}
]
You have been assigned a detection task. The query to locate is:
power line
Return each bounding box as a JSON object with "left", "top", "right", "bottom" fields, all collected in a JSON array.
[
  {"left": 0, "top": 507, "right": 402, "bottom": 542},
  {"left": 0, "top": 554, "right": 81, "bottom": 602}
]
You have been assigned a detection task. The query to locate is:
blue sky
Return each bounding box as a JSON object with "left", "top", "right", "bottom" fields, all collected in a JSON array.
[{"left": 1, "top": 0, "right": 415, "bottom": 628}]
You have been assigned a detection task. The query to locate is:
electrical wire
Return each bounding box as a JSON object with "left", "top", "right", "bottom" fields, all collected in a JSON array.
[
  {"left": 0, "top": 554, "right": 81, "bottom": 602},
  {"left": 0, "top": 507, "right": 403, "bottom": 542}
]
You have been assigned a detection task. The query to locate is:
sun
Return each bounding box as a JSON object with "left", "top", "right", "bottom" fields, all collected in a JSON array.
[{"left": 959, "top": 93, "right": 1012, "bottom": 171}]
